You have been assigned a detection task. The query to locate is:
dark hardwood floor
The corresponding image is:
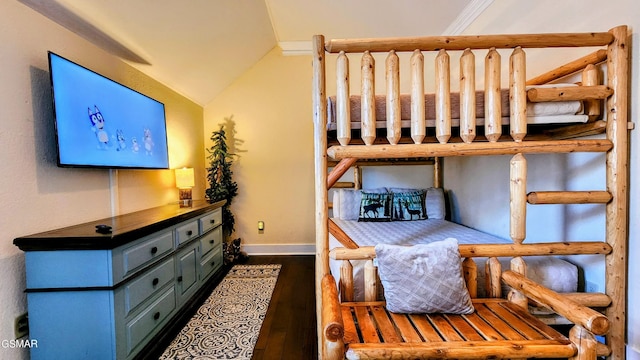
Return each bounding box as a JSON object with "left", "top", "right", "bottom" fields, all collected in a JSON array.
[
  {"left": 246, "top": 255, "right": 318, "bottom": 360},
  {"left": 146, "top": 254, "right": 318, "bottom": 360}
]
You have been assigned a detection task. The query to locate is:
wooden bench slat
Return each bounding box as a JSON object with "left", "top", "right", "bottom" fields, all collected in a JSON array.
[
  {"left": 474, "top": 303, "right": 526, "bottom": 340},
  {"left": 462, "top": 312, "right": 505, "bottom": 340},
  {"left": 354, "top": 306, "right": 381, "bottom": 343},
  {"left": 389, "top": 313, "right": 423, "bottom": 343},
  {"left": 340, "top": 299, "right": 574, "bottom": 359},
  {"left": 370, "top": 305, "right": 403, "bottom": 343},
  {"left": 444, "top": 314, "right": 485, "bottom": 341},
  {"left": 430, "top": 314, "right": 465, "bottom": 341},
  {"left": 484, "top": 301, "right": 547, "bottom": 340},
  {"left": 342, "top": 306, "right": 360, "bottom": 344},
  {"left": 502, "top": 301, "right": 571, "bottom": 341},
  {"left": 409, "top": 314, "right": 444, "bottom": 342},
  {"left": 345, "top": 340, "right": 576, "bottom": 360}
]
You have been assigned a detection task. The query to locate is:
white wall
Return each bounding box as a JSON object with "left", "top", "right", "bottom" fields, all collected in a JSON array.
[{"left": 0, "top": 2, "right": 205, "bottom": 359}]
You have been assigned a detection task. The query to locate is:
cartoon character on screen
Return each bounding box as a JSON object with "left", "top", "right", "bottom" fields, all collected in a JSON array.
[
  {"left": 88, "top": 105, "right": 109, "bottom": 149},
  {"left": 115, "top": 130, "right": 127, "bottom": 151},
  {"left": 131, "top": 137, "right": 140, "bottom": 153},
  {"left": 143, "top": 128, "right": 154, "bottom": 155}
]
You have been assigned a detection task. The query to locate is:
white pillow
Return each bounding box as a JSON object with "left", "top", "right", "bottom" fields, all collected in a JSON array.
[
  {"left": 333, "top": 188, "right": 387, "bottom": 220},
  {"left": 426, "top": 187, "right": 446, "bottom": 219},
  {"left": 375, "top": 238, "right": 474, "bottom": 314}
]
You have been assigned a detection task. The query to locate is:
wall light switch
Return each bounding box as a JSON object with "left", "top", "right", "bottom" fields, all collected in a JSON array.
[{"left": 257, "top": 221, "right": 265, "bottom": 231}]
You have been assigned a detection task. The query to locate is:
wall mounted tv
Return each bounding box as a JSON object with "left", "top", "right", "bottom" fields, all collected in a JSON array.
[{"left": 48, "top": 52, "right": 170, "bottom": 169}]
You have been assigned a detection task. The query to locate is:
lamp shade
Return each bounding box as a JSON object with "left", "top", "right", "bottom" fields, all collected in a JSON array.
[{"left": 175, "top": 168, "right": 195, "bottom": 189}]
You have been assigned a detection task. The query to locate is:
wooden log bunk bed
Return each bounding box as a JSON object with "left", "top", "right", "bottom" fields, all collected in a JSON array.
[{"left": 312, "top": 25, "right": 630, "bottom": 360}]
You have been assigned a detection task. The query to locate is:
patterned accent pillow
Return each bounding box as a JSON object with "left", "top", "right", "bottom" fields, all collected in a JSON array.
[
  {"left": 358, "top": 192, "right": 392, "bottom": 222},
  {"left": 375, "top": 238, "right": 474, "bottom": 314},
  {"left": 391, "top": 190, "right": 427, "bottom": 221}
]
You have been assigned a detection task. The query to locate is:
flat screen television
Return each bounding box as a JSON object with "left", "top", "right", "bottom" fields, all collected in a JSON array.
[{"left": 48, "top": 52, "right": 170, "bottom": 169}]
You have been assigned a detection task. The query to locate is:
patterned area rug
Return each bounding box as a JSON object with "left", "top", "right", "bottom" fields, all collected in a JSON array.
[{"left": 159, "top": 264, "right": 282, "bottom": 359}]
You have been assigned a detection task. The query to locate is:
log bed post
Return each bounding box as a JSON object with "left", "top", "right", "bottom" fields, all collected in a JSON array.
[
  {"left": 582, "top": 64, "right": 600, "bottom": 122},
  {"left": 510, "top": 153, "right": 527, "bottom": 244},
  {"left": 484, "top": 48, "right": 502, "bottom": 142},
  {"left": 336, "top": 51, "right": 351, "bottom": 146},
  {"left": 312, "top": 34, "right": 329, "bottom": 360},
  {"left": 410, "top": 50, "right": 425, "bottom": 144},
  {"left": 435, "top": 49, "right": 451, "bottom": 144},
  {"left": 605, "top": 25, "right": 629, "bottom": 360},
  {"left": 460, "top": 49, "right": 476, "bottom": 143},
  {"left": 361, "top": 51, "right": 376, "bottom": 146},
  {"left": 510, "top": 47, "right": 527, "bottom": 142},
  {"left": 386, "top": 50, "right": 401, "bottom": 145}
]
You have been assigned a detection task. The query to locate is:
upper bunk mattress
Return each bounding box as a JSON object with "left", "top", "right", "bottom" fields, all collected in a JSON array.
[{"left": 326, "top": 85, "right": 588, "bottom": 130}]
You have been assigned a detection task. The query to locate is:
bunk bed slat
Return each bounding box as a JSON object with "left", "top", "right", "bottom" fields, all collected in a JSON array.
[
  {"left": 435, "top": 49, "right": 451, "bottom": 144},
  {"left": 336, "top": 51, "right": 351, "bottom": 146},
  {"left": 509, "top": 47, "right": 527, "bottom": 142},
  {"left": 385, "top": 50, "right": 401, "bottom": 145},
  {"left": 484, "top": 48, "right": 502, "bottom": 142},
  {"left": 324, "top": 31, "right": 614, "bottom": 53},
  {"left": 327, "top": 139, "right": 612, "bottom": 160},
  {"left": 527, "top": 84, "right": 613, "bottom": 102},
  {"left": 361, "top": 51, "right": 376, "bottom": 146},
  {"left": 410, "top": 50, "right": 425, "bottom": 144},
  {"left": 460, "top": 49, "right": 476, "bottom": 144}
]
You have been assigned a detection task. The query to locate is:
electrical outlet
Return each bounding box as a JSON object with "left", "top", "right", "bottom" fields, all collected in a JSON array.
[
  {"left": 586, "top": 281, "right": 598, "bottom": 293},
  {"left": 15, "top": 312, "right": 28, "bottom": 339}
]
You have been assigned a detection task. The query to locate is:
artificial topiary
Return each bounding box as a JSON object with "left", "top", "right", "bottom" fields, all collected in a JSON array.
[{"left": 205, "top": 123, "right": 238, "bottom": 239}]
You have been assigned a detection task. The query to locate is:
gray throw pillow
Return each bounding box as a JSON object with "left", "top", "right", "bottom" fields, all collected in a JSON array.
[{"left": 375, "top": 238, "right": 474, "bottom": 314}]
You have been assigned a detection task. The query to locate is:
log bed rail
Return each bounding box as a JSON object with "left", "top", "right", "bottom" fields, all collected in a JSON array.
[{"left": 313, "top": 25, "right": 630, "bottom": 360}]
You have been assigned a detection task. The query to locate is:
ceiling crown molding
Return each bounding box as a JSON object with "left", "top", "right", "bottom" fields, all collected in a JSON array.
[
  {"left": 279, "top": 41, "right": 313, "bottom": 56},
  {"left": 442, "top": 0, "right": 494, "bottom": 35}
]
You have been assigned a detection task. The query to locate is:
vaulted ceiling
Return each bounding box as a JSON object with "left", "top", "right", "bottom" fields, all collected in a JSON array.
[{"left": 18, "top": 0, "right": 491, "bottom": 105}]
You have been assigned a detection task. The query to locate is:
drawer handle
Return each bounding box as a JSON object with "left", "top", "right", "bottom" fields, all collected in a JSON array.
[
  {"left": 152, "top": 278, "right": 159, "bottom": 286},
  {"left": 153, "top": 312, "right": 160, "bottom": 321},
  {"left": 209, "top": 239, "right": 215, "bottom": 244},
  {"left": 210, "top": 219, "right": 216, "bottom": 224},
  {"left": 150, "top": 246, "right": 158, "bottom": 255},
  {"left": 186, "top": 230, "right": 193, "bottom": 236},
  {"left": 177, "top": 276, "right": 183, "bottom": 282},
  {"left": 211, "top": 260, "right": 216, "bottom": 267}
]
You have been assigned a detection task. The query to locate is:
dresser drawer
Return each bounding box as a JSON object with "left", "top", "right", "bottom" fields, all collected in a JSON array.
[
  {"left": 123, "top": 258, "right": 175, "bottom": 316},
  {"left": 200, "top": 226, "right": 222, "bottom": 256},
  {"left": 126, "top": 286, "right": 176, "bottom": 356},
  {"left": 175, "top": 220, "right": 199, "bottom": 246},
  {"left": 121, "top": 231, "right": 173, "bottom": 279},
  {"left": 199, "top": 208, "right": 222, "bottom": 234},
  {"left": 201, "top": 245, "right": 223, "bottom": 281}
]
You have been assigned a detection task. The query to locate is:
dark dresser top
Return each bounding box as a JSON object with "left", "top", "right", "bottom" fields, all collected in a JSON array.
[{"left": 14, "top": 200, "right": 225, "bottom": 251}]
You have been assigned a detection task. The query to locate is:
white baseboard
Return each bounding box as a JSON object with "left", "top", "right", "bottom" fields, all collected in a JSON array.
[
  {"left": 242, "top": 243, "right": 316, "bottom": 255},
  {"left": 628, "top": 345, "right": 640, "bottom": 360}
]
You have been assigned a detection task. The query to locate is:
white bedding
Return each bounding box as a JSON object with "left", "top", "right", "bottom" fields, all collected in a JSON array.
[
  {"left": 329, "top": 218, "right": 578, "bottom": 300},
  {"left": 326, "top": 84, "right": 589, "bottom": 131}
]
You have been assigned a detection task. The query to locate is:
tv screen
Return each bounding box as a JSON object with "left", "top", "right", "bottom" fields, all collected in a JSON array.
[{"left": 48, "top": 52, "right": 170, "bottom": 169}]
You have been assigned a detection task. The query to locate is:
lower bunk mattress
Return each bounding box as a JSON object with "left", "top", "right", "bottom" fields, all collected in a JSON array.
[{"left": 329, "top": 218, "right": 578, "bottom": 301}]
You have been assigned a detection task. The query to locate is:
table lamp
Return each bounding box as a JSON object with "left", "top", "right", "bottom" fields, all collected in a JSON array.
[{"left": 175, "top": 167, "right": 195, "bottom": 207}]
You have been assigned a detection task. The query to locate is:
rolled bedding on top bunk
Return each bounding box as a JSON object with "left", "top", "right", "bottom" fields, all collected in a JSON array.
[
  {"left": 326, "top": 84, "right": 588, "bottom": 130},
  {"left": 329, "top": 188, "right": 579, "bottom": 301}
]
